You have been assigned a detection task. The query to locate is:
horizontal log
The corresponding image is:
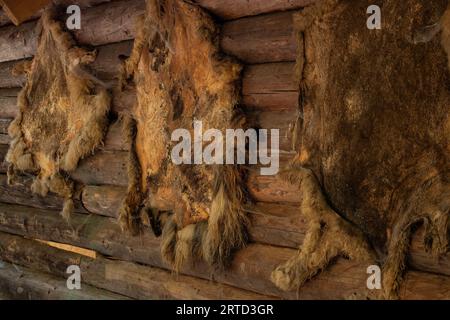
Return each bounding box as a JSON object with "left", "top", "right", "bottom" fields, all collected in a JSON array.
[
  {"left": 0, "top": 202, "right": 361, "bottom": 299},
  {"left": 195, "top": 0, "right": 316, "bottom": 20},
  {"left": 0, "top": 260, "right": 127, "bottom": 300},
  {"left": 221, "top": 11, "right": 297, "bottom": 63},
  {"left": 0, "top": 134, "right": 9, "bottom": 144},
  {"left": 0, "top": 174, "right": 87, "bottom": 213},
  {"left": 1, "top": 202, "right": 449, "bottom": 299},
  {"left": 80, "top": 184, "right": 307, "bottom": 248},
  {"left": 79, "top": 183, "right": 450, "bottom": 279},
  {"left": 0, "top": 232, "right": 273, "bottom": 300},
  {"left": 0, "top": 118, "right": 10, "bottom": 133},
  {"left": 0, "top": 144, "right": 8, "bottom": 172},
  {"left": 0, "top": 88, "right": 20, "bottom": 118},
  {"left": 0, "top": 2, "right": 298, "bottom": 65},
  {"left": 72, "top": 150, "right": 129, "bottom": 186},
  {"left": 0, "top": 60, "right": 27, "bottom": 88},
  {"left": 0, "top": 141, "right": 297, "bottom": 203},
  {"left": 0, "top": 58, "right": 298, "bottom": 114},
  {"left": 0, "top": 21, "right": 36, "bottom": 62},
  {"left": 0, "top": 61, "right": 299, "bottom": 153},
  {"left": 0, "top": 0, "right": 51, "bottom": 26},
  {"left": 0, "top": 0, "right": 115, "bottom": 27},
  {"left": 0, "top": 0, "right": 145, "bottom": 63}
]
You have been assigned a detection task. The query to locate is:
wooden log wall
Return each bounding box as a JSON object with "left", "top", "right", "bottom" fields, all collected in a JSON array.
[{"left": 0, "top": 0, "right": 449, "bottom": 300}]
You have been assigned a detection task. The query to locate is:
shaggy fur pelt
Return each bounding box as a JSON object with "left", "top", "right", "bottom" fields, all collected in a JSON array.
[
  {"left": 118, "top": 0, "right": 248, "bottom": 271},
  {"left": 6, "top": 9, "right": 111, "bottom": 220},
  {"left": 272, "top": 0, "right": 450, "bottom": 299}
]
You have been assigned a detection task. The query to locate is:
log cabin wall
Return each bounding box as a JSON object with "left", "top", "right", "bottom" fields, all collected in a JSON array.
[{"left": 0, "top": 0, "right": 449, "bottom": 300}]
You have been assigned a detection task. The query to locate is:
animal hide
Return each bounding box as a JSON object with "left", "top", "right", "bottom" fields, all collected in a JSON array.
[
  {"left": 6, "top": 9, "right": 111, "bottom": 219},
  {"left": 118, "top": 0, "right": 248, "bottom": 271},
  {"left": 272, "top": 0, "right": 450, "bottom": 299}
]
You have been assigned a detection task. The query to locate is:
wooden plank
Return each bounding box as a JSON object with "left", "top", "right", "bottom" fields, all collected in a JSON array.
[
  {"left": 0, "top": 232, "right": 274, "bottom": 300},
  {"left": 0, "top": 3, "right": 300, "bottom": 65},
  {"left": 0, "top": 260, "right": 127, "bottom": 300},
  {"left": 195, "top": 0, "right": 316, "bottom": 20},
  {"left": 221, "top": 11, "right": 297, "bottom": 63},
  {"left": 1, "top": 202, "right": 449, "bottom": 299},
  {"left": 0, "top": 0, "right": 51, "bottom": 26}
]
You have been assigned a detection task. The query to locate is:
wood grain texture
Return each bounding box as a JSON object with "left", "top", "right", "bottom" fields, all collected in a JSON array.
[
  {"left": 0, "top": 174, "right": 87, "bottom": 213},
  {"left": 0, "top": 88, "right": 19, "bottom": 118},
  {"left": 0, "top": 0, "right": 51, "bottom": 25},
  {"left": 221, "top": 11, "right": 297, "bottom": 63},
  {"left": 0, "top": 260, "right": 127, "bottom": 300},
  {"left": 0, "top": 3, "right": 298, "bottom": 64},
  {"left": 0, "top": 202, "right": 448, "bottom": 299},
  {"left": 0, "top": 232, "right": 273, "bottom": 300},
  {"left": 0, "top": 0, "right": 115, "bottom": 27},
  {"left": 195, "top": 0, "right": 316, "bottom": 20}
]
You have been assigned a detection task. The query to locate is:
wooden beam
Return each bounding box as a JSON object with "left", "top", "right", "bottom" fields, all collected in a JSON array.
[
  {"left": 221, "top": 11, "right": 297, "bottom": 63},
  {"left": 0, "top": 0, "right": 51, "bottom": 26},
  {"left": 195, "top": 0, "right": 316, "bottom": 20},
  {"left": 0, "top": 2, "right": 298, "bottom": 64},
  {"left": 0, "top": 202, "right": 449, "bottom": 299},
  {"left": 0, "top": 260, "right": 128, "bottom": 300},
  {"left": 0, "top": 232, "right": 274, "bottom": 300},
  {"left": 79, "top": 184, "right": 450, "bottom": 282}
]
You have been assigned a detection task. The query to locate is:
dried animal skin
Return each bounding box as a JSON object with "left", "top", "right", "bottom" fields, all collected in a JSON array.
[
  {"left": 6, "top": 9, "right": 111, "bottom": 219},
  {"left": 273, "top": 0, "right": 450, "bottom": 299},
  {"left": 118, "top": 0, "right": 248, "bottom": 270}
]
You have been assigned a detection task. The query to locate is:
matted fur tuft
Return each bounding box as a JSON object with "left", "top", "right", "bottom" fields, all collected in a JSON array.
[{"left": 6, "top": 8, "right": 110, "bottom": 219}]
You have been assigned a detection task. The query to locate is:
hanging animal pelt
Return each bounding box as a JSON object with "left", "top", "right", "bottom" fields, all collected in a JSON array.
[
  {"left": 6, "top": 8, "right": 111, "bottom": 220},
  {"left": 118, "top": 0, "right": 248, "bottom": 271},
  {"left": 272, "top": 0, "right": 450, "bottom": 299}
]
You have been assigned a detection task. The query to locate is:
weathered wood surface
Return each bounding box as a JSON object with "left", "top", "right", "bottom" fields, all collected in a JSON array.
[
  {"left": 0, "top": 117, "right": 127, "bottom": 150},
  {"left": 0, "top": 174, "right": 87, "bottom": 213},
  {"left": 221, "top": 11, "right": 297, "bottom": 63},
  {"left": 0, "top": 61, "right": 299, "bottom": 151},
  {"left": 0, "top": 0, "right": 145, "bottom": 63},
  {"left": 0, "top": 203, "right": 449, "bottom": 299},
  {"left": 195, "top": 0, "right": 316, "bottom": 20},
  {"left": 0, "top": 260, "right": 127, "bottom": 300},
  {"left": 0, "top": 1, "right": 299, "bottom": 65},
  {"left": 0, "top": 88, "right": 19, "bottom": 118},
  {"left": 0, "top": 0, "right": 115, "bottom": 27},
  {"left": 0, "top": 0, "right": 51, "bottom": 26},
  {"left": 80, "top": 184, "right": 307, "bottom": 247},
  {"left": 0, "top": 232, "right": 273, "bottom": 300}
]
